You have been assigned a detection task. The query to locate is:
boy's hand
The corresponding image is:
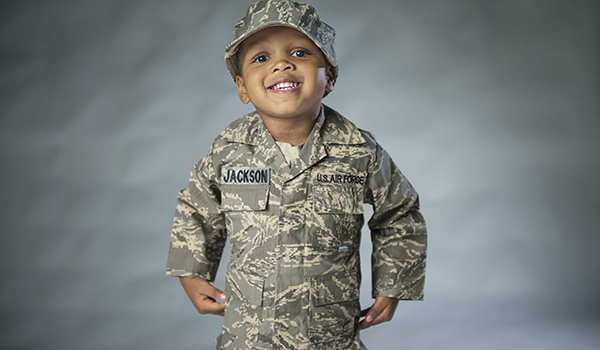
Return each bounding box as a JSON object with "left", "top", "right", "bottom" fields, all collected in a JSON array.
[
  {"left": 179, "top": 277, "right": 226, "bottom": 316},
  {"left": 359, "top": 296, "right": 399, "bottom": 330}
]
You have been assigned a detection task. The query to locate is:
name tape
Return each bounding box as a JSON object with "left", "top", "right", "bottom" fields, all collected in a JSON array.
[
  {"left": 315, "top": 173, "right": 365, "bottom": 185},
  {"left": 221, "top": 167, "right": 270, "bottom": 185}
]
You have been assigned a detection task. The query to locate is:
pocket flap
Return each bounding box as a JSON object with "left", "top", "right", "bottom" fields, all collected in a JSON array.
[
  {"left": 221, "top": 184, "right": 269, "bottom": 211},
  {"left": 313, "top": 185, "right": 364, "bottom": 214},
  {"left": 311, "top": 270, "right": 359, "bottom": 306}
]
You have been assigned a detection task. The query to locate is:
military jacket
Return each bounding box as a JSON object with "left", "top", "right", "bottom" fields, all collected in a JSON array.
[{"left": 167, "top": 105, "right": 427, "bottom": 350}]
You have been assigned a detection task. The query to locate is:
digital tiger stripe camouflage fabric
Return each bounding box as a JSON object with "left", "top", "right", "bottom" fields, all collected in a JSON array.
[{"left": 167, "top": 105, "right": 427, "bottom": 350}]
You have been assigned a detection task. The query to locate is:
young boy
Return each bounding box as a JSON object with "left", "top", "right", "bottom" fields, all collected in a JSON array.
[{"left": 167, "top": 1, "right": 427, "bottom": 349}]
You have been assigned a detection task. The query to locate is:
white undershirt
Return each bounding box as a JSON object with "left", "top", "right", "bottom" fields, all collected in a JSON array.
[{"left": 276, "top": 141, "right": 303, "bottom": 164}]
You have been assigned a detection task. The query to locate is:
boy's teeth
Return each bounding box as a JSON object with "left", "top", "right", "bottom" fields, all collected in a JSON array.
[{"left": 272, "top": 82, "right": 298, "bottom": 90}]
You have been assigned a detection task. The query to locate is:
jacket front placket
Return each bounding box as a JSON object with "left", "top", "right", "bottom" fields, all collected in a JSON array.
[{"left": 248, "top": 114, "right": 329, "bottom": 348}]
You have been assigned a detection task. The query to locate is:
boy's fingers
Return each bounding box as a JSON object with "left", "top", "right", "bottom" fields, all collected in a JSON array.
[
  {"left": 359, "top": 304, "right": 379, "bottom": 330},
  {"left": 201, "top": 283, "right": 226, "bottom": 301},
  {"left": 359, "top": 297, "right": 399, "bottom": 330},
  {"left": 182, "top": 277, "right": 226, "bottom": 301},
  {"left": 179, "top": 277, "right": 226, "bottom": 316},
  {"left": 199, "top": 295, "right": 226, "bottom": 315},
  {"left": 197, "top": 279, "right": 226, "bottom": 301},
  {"left": 198, "top": 279, "right": 225, "bottom": 300},
  {"left": 191, "top": 293, "right": 226, "bottom": 316},
  {"left": 366, "top": 298, "right": 386, "bottom": 323},
  {"left": 211, "top": 299, "right": 225, "bottom": 317},
  {"left": 212, "top": 287, "right": 226, "bottom": 301},
  {"left": 359, "top": 317, "right": 371, "bottom": 330},
  {"left": 359, "top": 302, "right": 383, "bottom": 330}
]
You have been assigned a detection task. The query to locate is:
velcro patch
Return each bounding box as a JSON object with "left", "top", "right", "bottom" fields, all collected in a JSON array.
[
  {"left": 315, "top": 173, "right": 365, "bottom": 185},
  {"left": 221, "top": 167, "right": 270, "bottom": 185}
]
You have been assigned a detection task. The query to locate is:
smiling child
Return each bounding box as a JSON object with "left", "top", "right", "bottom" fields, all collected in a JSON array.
[{"left": 167, "top": 1, "right": 427, "bottom": 349}]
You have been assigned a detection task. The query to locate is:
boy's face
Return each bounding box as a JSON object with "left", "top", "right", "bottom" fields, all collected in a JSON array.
[{"left": 235, "top": 26, "right": 335, "bottom": 123}]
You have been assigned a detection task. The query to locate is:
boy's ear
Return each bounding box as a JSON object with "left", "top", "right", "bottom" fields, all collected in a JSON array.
[
  {"left": 235, "top": 75, "right": 251, "bottom": 104},
  {"left": 324, "top": 65, "right": 335, "bottom": 93}
]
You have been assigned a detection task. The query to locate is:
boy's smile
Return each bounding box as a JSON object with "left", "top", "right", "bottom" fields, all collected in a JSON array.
[
  {"left": 267, "top": 79, "right": 301, "bottom": 92},
  {"left": 235, "top": 26, "right": 335, "bottom": 125}
]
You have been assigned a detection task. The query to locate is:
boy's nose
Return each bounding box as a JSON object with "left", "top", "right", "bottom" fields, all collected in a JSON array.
[{"left": 271, "top": 57, "right": 294, "bottom": 73}]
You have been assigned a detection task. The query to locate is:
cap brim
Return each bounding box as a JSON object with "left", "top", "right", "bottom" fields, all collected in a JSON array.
[{"left": 224, "top": 22, "right": 337, "bottom": 81}]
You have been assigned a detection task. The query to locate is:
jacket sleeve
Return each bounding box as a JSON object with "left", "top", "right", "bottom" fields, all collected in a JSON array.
[
  {"left": 166, "top": 147, "right": 227, "bottom": 282},
  {"left": 364, "top": 137, "right": 427, "bottom": 300}
]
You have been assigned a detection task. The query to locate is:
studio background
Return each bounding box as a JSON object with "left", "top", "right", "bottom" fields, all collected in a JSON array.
[{"left": 1, "top": 0, "right": 599, "bottom": 349}]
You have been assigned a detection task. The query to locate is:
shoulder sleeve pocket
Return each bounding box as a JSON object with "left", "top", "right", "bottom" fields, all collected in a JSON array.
[{"left": 221, "top": 184, "right": 269, "bottom": 211}]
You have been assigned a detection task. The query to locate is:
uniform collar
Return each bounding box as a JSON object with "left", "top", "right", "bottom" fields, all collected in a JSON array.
[
  {"left": 218, "top": 105, "right": 366, "bottom": 182},
  {"left": 220, "top": 104, "right": 366, "bottom": 146},
  {"left": 319, "top": 105, "right": 366, "bottom": 145}
]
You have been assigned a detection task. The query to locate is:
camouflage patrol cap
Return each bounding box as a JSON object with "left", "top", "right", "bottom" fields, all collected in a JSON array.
[{"left": 225, "top": 0, "right": 338, "bottom": 81}]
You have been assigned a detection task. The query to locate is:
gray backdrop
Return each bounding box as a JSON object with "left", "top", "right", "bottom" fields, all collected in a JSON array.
[{"left": 1, "top": 0, "right": 599, "bottom": 349}]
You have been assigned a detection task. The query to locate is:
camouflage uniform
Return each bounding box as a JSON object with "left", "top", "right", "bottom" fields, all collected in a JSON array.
[
  {"left": 167, "top": 105, "right": 427, "bottom": 350},
  {"left": 168, "top": 1, "right": 426, "bottom": 348}
]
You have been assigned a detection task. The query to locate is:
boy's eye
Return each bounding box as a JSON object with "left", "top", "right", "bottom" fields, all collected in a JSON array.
[
  {"left": 292, "top": 50, "right": 307, "bottom": 58},
  {"left": 253, "top": 55, "right": 269, "bottom": 63}
]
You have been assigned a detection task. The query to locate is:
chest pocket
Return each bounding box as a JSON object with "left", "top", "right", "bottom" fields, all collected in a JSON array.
[
  {"left": 220, "top": 184, "right": 270, "bottom": 260},
  {"left": 313, "top": 185, "right": 364, "bottom": 215},
  {"left": 311, "top": 185, "right": 365, "bottom": 249},
  {"left": 221, "top": 184, "right": 269, "bottom": 211}
]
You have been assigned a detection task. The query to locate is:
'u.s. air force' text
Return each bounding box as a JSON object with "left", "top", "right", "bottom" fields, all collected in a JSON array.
[
  {"left": 316, "top": 173, "right": 365, "bottom": 185},
  {"left": 221, "top": 167, "right": 269, "bottom": 185}
]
